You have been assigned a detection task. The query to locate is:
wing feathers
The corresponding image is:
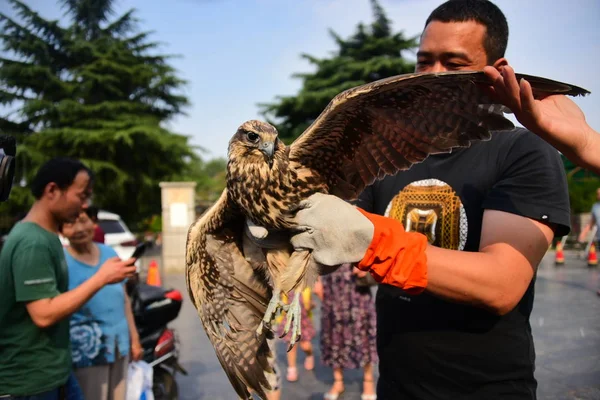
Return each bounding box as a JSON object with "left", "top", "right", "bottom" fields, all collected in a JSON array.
[
  {"left": 365, "top": 136, "right": 396, "bottom": 176},
  {"left": 358, "top": 144, "right": 383, "bottom": 181},
  {"left": 185, "top": 189, "right": 275, "bottom": 400},
  {"left": 289, "top": 70, "right": 589, "bottom": 200}
]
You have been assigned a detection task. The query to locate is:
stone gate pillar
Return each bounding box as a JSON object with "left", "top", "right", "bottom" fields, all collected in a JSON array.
[{"left": 159, "top": 181, "right": 197, "bottom": 273}]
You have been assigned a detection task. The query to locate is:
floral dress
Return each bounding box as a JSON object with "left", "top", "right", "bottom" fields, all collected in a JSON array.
[{"left": 320, "top": 264, "right": 378, "bottom": 369}]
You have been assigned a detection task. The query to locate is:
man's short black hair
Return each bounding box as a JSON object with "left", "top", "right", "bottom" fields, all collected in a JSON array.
[
  {"left": 425, "top": 0, "right": 509, "bottom": 63},
  {"left": 30, "top": 157, "right": 94, "bottom": 199}
]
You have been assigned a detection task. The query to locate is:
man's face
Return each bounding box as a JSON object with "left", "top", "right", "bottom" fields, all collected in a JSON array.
[
  {"left": 48, "top": 171, "right": 92, "bottom": 224},
  {"left": 416, "top": 20, "right": 491, "bottom": 73}
]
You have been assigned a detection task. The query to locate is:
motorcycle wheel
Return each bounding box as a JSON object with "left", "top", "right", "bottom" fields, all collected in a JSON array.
[{"left": 152, "top": 367, "right": 178, "bottom": 400}]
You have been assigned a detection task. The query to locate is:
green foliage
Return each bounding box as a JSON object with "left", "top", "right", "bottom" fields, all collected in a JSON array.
[
  {"left": 136, "top": 213, "right": 161, "bottom": 234},
  {"left": 0, "top": 185, "right": 34, "bottom": 234},
  {"left": 196, "top": 158, "right": 227, "bottom": 201},
  {"left": 562, "top": 155, "right": 600, "bottom": 214},
  {"left": 259, "top": 0, "right": 418, "bottom": 142},
  {"left": 148, "top": 214, "right": 162, "bottom": 233},
  {"left": 568, "top": 177, "right": 600, "bottom": 214},
  {"left": 0, "top": 0, "right": 198, "bottom": 229},
  {"left": 173, "top": 157, "right": 227, "bottom": 202}
]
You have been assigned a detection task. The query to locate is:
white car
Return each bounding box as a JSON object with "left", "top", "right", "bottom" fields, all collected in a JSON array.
[
  {"left": 59, "top": 209, "right": 139, "bottom": 261},
  {"left": 96, "top": 210, "right": 139, "bottom": 260}
]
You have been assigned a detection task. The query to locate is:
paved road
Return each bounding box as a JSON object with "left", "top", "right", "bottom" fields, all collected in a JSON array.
[{"left": 146, "top": 250, "right": 600, "bottom": 399}]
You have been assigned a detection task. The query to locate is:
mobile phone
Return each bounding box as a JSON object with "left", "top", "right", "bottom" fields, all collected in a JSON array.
[{"left": 130, "top": 242, "right": 148, "bottom": 260}]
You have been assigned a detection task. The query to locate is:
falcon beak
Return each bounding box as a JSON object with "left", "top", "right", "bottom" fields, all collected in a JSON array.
[{"left": 260, "top": 142, "right": 275, "bottom": 160}]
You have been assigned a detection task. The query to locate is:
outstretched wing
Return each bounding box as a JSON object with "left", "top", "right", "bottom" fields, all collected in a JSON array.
[
  {"left": 288, "top": 70, "right": 590, "bottom": 200},
  {"left": 185, "top": 189, "right": 275, "bottom": 400}
]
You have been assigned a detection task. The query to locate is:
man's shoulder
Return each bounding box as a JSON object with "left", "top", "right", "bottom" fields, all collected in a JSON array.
[
  {"left": 485, "top": 127, "right": 564, "bottom": 170},
  {"left": 488, "top": 127, "right": 548, "bottom": 150},
  {"left": 366, "top": 127, "right": 561, "bottom": 198},
  {"left": 0, "top": 223, "right": 64, "bottom": 273},
  {"left": 428, "top": 127, "right": 549, "bottom": 166},
  {"left": 3, "top": 222, "right": 52, "bottom": 251}
]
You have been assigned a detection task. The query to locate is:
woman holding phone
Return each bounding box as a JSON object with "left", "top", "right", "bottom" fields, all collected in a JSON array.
[{"left": 60, "top": 208, "right": 143, "bottom": 400}]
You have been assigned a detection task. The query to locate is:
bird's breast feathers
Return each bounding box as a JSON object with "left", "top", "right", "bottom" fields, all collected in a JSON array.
[{"left": 226, "top": 158, "right": 324, "bottom": 230}]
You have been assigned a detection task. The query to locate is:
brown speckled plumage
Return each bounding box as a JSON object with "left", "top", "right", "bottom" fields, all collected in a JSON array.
[{"left": 185, "top": 71, "right": 589, "bottom": 399}]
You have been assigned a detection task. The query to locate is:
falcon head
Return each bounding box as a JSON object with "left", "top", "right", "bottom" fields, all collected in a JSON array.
[{"left": 228, "top": 120, "right": 280, "bottom": 168}]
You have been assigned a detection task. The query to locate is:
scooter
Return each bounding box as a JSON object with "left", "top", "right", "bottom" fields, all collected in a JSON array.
[{"left": 127, "top": 276, "right": 187, "bottom": 400}]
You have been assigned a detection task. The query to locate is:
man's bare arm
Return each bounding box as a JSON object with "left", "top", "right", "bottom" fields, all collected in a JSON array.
[
  {"left": 26, "top": 257, "right": 136, "bottom": 328},
  {"left": 426, "top": 210, "right": 553, "bottom": 315}
]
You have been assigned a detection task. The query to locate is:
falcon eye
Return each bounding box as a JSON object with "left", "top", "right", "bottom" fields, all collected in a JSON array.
[{"left": 246, "top": 132, "right": 259, "bottom": 142}]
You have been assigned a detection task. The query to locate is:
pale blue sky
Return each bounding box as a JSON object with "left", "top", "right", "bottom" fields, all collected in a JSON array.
[{"left": 3, "top": 0, "right": 600, "bottom": 160}]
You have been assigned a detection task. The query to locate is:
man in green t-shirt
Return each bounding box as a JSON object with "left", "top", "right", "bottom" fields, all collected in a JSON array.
[{"left": 0, "top": 158, "right": 137, "bottom": 398}]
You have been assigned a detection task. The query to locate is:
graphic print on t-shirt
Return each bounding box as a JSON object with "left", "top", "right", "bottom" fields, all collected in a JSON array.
[{"left": 384, "top": 178, "right": 467, "bottom": 250}]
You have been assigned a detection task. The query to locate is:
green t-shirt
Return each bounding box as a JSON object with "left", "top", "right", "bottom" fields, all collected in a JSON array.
[{"left": 0, "top": 222, "right": 71, "bottom": 396}]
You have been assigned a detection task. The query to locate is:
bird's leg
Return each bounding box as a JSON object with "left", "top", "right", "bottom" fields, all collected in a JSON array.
[
  {"left": 280, "top": 291, "right": 302, "bottom": 352},
  {"left": 256, "top": 287, "right": 286, "bottom": 336}
]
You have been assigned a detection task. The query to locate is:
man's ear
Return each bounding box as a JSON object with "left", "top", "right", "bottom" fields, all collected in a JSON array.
[
  {"left": 44, "top": 182, "right": 59, "bottom": 200},
  {"left": 492, "top": 57, "right": 508, "bottom": 71}
]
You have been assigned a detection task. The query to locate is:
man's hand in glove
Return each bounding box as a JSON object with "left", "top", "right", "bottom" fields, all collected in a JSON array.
[
  {"left": 291, "top": 193, "right": 428, "bottom": 294},
  {"left": 289, "top": 193, "right": 374, "bottom": 266}
]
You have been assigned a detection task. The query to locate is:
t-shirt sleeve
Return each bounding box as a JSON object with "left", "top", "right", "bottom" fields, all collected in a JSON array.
[
  {"left": 12, "top": 243, "right": 61, "bottom": 302},
  {"left": 482, "top": 129, "right": 571, "bottom": 237}
]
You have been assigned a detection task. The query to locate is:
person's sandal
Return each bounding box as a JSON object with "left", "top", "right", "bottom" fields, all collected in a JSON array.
[
  {"left": 324, "top": 379, "right": 345, "bottom": 400},
  {"left": 286, "top": 366, "right": 298, "bottom": 382},
  {"left": 361, "top": 378, "right": 377, "bottom": 400}
]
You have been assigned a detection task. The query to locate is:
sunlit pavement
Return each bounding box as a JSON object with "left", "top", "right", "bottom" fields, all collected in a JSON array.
[{"left": 144, "top": 250, "right": 600, "bottom": 400}]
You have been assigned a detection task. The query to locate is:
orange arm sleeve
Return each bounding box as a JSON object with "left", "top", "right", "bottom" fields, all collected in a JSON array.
[{"left": 356, "top": 209, "right": 428, "bottom": 294}]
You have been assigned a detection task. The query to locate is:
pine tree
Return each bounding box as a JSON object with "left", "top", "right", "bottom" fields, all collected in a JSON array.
[
  {"left": 0, "top": 0, "right": 196, "bottom": 228},
  {"left": 259, "top": 0, "right": 418, "bottom": 142}
]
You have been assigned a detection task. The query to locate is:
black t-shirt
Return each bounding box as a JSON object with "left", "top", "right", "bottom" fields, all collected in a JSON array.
[{"left": 357, "top": 128, "right": 570, "bottom": 400}]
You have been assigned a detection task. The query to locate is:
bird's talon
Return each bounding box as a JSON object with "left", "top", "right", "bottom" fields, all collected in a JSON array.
[
  {"left": 258, "top": 287, "right": 284, "bottom": 337},
  {"left": 281, "top": 291, "right": 302, "bottom": 350},
  {"left": 287, "top": 333, "right": 302, "bottom": 352}
]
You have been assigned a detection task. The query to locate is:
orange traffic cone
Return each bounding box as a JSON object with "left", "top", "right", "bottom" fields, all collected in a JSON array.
[
  {"left": 588, "top": 243, "right": 598, "bottom": 267},
  {"left": 555, "top": 241, "right": 565, "bottom": 265},
  {"left": 146, "top": 259, "right": 162, "bottom": 286}
]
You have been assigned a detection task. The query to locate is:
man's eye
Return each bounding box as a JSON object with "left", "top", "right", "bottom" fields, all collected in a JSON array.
[
  {"left": 445, "top": 62, "right": 464, "bottom": 69},
  {"left": 247, "top": 132, "right": 259, "bottom": 142}
]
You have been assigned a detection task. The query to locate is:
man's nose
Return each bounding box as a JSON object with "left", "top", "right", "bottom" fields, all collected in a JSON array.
[
  {"left": 416, "top": 62, "right": 447, "bottom": 74},
  {"left": 428, "top": 62, "right": 447, "bottom": 73}
]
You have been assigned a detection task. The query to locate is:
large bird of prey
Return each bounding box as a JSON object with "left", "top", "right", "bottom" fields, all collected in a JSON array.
[{"left": 185, "top": 70, "right": 588, "bottom": 399}]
